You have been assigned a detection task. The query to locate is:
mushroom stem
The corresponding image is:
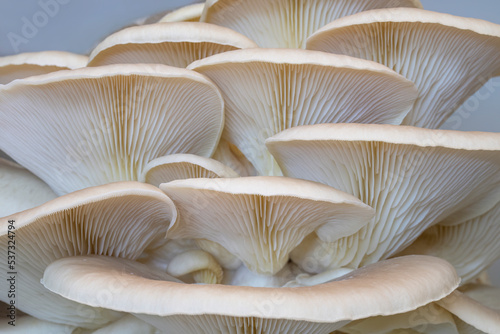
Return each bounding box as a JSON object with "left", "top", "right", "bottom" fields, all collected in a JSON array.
[
  {"left": 284, "top": 267, "right": 354, "bottom": 287},
  {"left": 195, "top": 239, "right": 242, "bottom": 270},
  {"left": 437, "top": 290, "right": 500, "bottom": 333},
  {"left": 166, "top": 250, "right": 223, "bottom": 284}
]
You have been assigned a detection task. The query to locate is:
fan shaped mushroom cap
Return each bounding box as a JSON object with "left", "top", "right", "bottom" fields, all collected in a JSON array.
[
  {"left": 88, "top": 22, "right": 257, "bottom": 68},
  {"left": 41, "top": 255, "right": 459, "bottom": 334},
  {"left": 399, "top": 201, "right": 500, "bottom": 284},
  {"left": 0, "top": 64, "right": 224, "bottom": 195},
  {"left": 161, "top": 176, "right": 374, "bottom": 275},
  {"left": 0, "top": 182, "right": 177, "bottom": 328},
  {"left": 189, "top": 48, "right": 417, "bottom": 175},
  {"left": 139, "top": 154, "right": 239, "bottom": 187},
  {"left": 266, "top": 123, "right": 500, "bottom": 273},
  {"left": 0, "top": 51, "right": 88, "bottom": 84},
  {"left": 306, "top": 8, "right": 500, "bottom": 128},
  {"left": 201, "top": 0, "right": 422, "bottom": 48},
  {"left": 158, "top": 3, "right": 205, "bottom": 23},
  {"left": 0, "top": 158, "right": 56, "bottom": 217}
]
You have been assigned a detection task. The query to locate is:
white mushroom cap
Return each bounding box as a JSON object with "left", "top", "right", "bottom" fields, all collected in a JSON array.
[
  {"left": 0, "top": 64, "right": 224, "bottom": 195},
  {"left": 201, "top": 0, "right": 422, "bottom": 48},
  {"left": 189, "top": 48, "right": 417, "bottom": 175},
  {"left": 0, "top": 51, "right": 88, "bottom": 84},
  {"left": 399, "top": 201, "right": 500, "bottom": 284},
  {"left": 0, "top": 158, "right": 57, "bottom": 217},
  {"left": 139, "top": 154, "right": 239, "bottom": 187},
  {"left": 0, "top": 182, "right": 177, "bottom": 328},
  {"left": 88, "top": 22, "right": 257, "bottom": 68},
  {"left": 41, "top": 255, "right": 459, "bottom": 333},
  {"left": 307, "top": 8, "right": 500, "bottom": 128},
  {"left": 266, "top": 123, "right": 500, "bottom": 273},
  {"left": 158, "top": 3, "right": 205, "bottom": 23},
  {"left": 161, "top": 176, "right": 374, "bottom": 275}
]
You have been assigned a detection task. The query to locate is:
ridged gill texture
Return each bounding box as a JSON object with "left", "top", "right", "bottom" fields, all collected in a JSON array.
[
  {"left": 307, "top": 8, "right": 500, "bottom": 128},
  {"left": 190, "top": 49, "right": 417, "bottom": 175},
  {"left": 202, "top": 0, "right": 422, "bottom": 48},
  {"left": 0, "top": 182, "right": 176, "bottom": 328},
  {"left": 0, "top": 64, "right": 224, "bottom": 195},
  {"left": 267, "top": 124, "right": 500, "bottom": 273}
]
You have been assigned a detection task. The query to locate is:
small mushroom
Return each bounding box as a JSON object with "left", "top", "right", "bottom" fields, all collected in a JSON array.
[
  {"left": 139, "top": 153, "right": 239, "bottom": 187},
  {"left": 167, "top": 249, "right": 224, "bottom": 284}
]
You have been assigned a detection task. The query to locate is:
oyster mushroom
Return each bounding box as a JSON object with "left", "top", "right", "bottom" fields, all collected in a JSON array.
[
  {"left": 139, "top": 154, "right": 239, "bottom": 187},
  {"left": 41, "top": 254, "right": 459, "bottom": 334},
  {"left": 0, "top": 182, "right": 177, "bottom": 328},
  {"left": 266, "top": 123, "right": 500, "bottom": 273},
  {"left": 189, "top": 48, "right": 417, "bottom": 175},
  {"left": 307, "top": 8, "right": 500, "bottom": 128},
  {"left": 0, "top": 64, "right": 224, "bottom": 195},
  {"left": 161, "top": 176, "right": 374, "bottom": 275}
]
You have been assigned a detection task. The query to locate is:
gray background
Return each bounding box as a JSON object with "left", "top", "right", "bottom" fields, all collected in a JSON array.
[{"left": 0, "top": 0, "right": 499, "bottom": 284}]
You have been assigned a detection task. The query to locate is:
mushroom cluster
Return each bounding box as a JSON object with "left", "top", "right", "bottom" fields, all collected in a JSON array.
[{"left": 1, "top": 1, "right": 500, "bottom": 333}]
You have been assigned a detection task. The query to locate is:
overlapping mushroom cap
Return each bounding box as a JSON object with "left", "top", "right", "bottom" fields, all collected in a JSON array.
[
  {"left": 0, "top": 182, "right": 177, "bottom": 328},
  {"left": 201, "top": 0, "right": 422, "bottom": 48},
  {"left": 189, "top": 48, "right": 417, "bottom": 175},
  {"left": 41, "top": 255, "right": 459, "bottom": 334},
  {"left": 307, "top": 8, "right": 500, "bottom": 128},
  {"left": 267, "top": 123, "right": 500, "bottom": 273},
  {"left": 0, "top": 51, "right": 87, "bottom": 84},
  {"left": 88, "top": 22, "right": 258, "bottom": 68},
  {"left": 161, "top": 176, "right": 374, "bottom": 275},
  {"left": 139, "top": 154, "right": 239, "bottom": 187},
  {"left": 0, "top": 64, "right": 224, "bottom": 195}
]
